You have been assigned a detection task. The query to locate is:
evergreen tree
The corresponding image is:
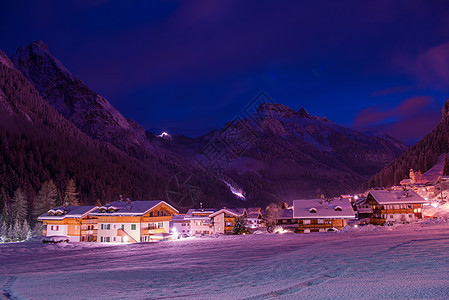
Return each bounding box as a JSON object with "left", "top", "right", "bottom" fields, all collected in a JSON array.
[
  {"left": 233, "top": 216, "right": 249, "bottom": 235},
  {"left": 443, "top": 155, "right": 449, "bottom": 176},
  {"left": 0, "top": 220, "right": 7, "bottom": 241},
  {"left": 65, "top": 178, "right": 79, "bottom": 206},
  {"left": 34, "top": 180, "right": 58, "bottom": 217},
  {"left": 11, "top": 219, "right": 21, "bottom": 242},
  {"left": 12, "top": 188, "right": 27, "bottom": 222},
  {"left": 20, "top": 219, "right": 30, "bottom": 241}
]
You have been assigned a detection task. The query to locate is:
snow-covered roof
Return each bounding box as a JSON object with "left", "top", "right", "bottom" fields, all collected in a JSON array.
[
  {"left": 277, "top": 209, "right": 294, "bottom": 219},
  {"left": 293, "top": 199, "right": 355, "bottom": 219},
  {"left": 90, "top": 200, "right": 178, "bottom": 216},
  {"left": 209, "top": 208, "right": 245, "bottom": 218},
  {"left": 38, "top": 206, "right": 97, "bottom": 221},
  {"left": 172, "top": 214, "right": 188, "bottom": 222},
  {"left": 184, "top": 208, "right": 217, "bottom": 220},
  {"left": 368, "top": 189, "right": 427, "bottom": 205}
]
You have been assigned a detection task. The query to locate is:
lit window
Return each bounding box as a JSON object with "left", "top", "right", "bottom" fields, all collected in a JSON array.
[{"left": 304, "top": 220, "right": 311, "bottom": 225}]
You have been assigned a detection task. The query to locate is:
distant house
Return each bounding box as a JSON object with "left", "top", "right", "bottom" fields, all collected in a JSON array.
[
  {"left": 184, "top": 208, "right": 217, "bottom": 235},
  {"left": 275, "top": 209, "right": 296, "bottom": 227},
  {"left": 37, "top": 206, "right": 98, "bottom": 242},
  {"left": 293, "top": 198, "right": 355, "bottom": 233},
  {"left": 90, "top": 200, "right": 179, "bottom": 243},
  {"left": 365, "top": 189, "right": 427, "bottom": 225},
  {"left": 209, "top": 208, "right": 245, "bottom": 234},
  {"left": 171, "top": 214, "right": 190, "bottom": 235},
  {"left": 246, "top": 207, "right": 264, "bottom": 229}
]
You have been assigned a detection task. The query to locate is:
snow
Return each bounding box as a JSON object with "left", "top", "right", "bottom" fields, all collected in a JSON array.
[{"left": 1, "top": 221, "right": 449, "bottom": 299}]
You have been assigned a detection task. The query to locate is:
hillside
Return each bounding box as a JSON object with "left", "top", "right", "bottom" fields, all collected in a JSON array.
[
  {"left": 0, "top": 49, "right": 237, "bottom": 210},
  {"left": 367, "top": 99, "right": 449, "bottom": 188}
]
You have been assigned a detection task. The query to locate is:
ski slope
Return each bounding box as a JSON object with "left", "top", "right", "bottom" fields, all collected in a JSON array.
[{"left": 1, "top": 220, "right": 448, "bottom": 299}]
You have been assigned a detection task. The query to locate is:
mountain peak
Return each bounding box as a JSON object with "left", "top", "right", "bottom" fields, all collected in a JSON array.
[
  {"left": 29, "top": 40, "right": 50, "bottom": 53},
  {"left": 0, "top": 50, "right": 13, "bottom": 69},
  {"left": 298, "top": 107, "right": 311, "bottom": 119},
  {"left": 256, "top": 103, "right": 297, "bottom": 117}
]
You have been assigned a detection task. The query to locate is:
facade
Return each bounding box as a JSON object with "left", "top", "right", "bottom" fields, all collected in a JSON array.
[
  {"left": 38, "top": 206, "right": 98, "bottom": 242},
  {"left": 293, "top": 198, "right": 355, "bottom": 233},
  {"left": 171, "top": 214, "right": 190, "bottom": 234},
  {"left": 365, "top": 189, "right": 427, "bottom": 225},
  {"left": 184, "top": 209, "right": 217, "bottom": 235},
  {"left": 90, "top": 200, "right": 179, "bottom": 243},
  {"left": 246, "top": 207, "right": 264, "bottom": 229},
  {"left": 209, "top": 208, "right": 245, "bottom": 234}
]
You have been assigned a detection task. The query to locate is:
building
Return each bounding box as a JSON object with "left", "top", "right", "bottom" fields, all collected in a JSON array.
[
  {"left": 209, "top": 208, "right": 245, "bottom": 234},
  {"left": 365, "top": 189, "right": 427, "bottom": 225},
  {"left": 246, "top": 207, "right": 264, "bottom": 229},
  {"left": 171, "top": 214, "right": 190, "bottom": 235},
  {"left": 90, "top": 200, "right": 179, "bottom": 243},
  {"left": 184, "top": 208, "right": 217, "bottom": 235},
  {"left": 37, "top": 206, "right": 98, "bottom": 242},
  {"left": 293, "top": 198, "right": 355, "bottom": 233}
]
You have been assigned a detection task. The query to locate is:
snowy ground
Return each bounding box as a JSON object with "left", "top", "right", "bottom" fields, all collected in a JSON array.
[{"left": 1, "top": 220, "right": 449, "bottom": 299}]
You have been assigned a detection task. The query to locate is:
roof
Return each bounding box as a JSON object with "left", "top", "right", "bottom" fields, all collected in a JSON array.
[
  {"left": 38, "top": 206, "right": 97, "bottom": 221},
  {"left": 90, "top": 200, "right": 179, "bottom": 216},
  {"left": 171, "top": 214, "right": 187, "bottom": 221},
  {"left": 184, "top": 208, "right": 217, "bottom": 220},
  {"left": 209, "top": 208, "right": 245, "bottom": 218},
  {"left": 293, "top": 199, "right": 355, "bottom": 219},
  {"left": 278, "top": 209, "right": 293, "bottom": 219},
  {"left": 368, "top": 189, "right": 427, "bottom": 205}
]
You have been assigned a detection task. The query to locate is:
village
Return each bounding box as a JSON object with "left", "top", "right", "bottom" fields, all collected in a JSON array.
[{"left": 37, "top": 155, "right": 449, "bottom": 244}]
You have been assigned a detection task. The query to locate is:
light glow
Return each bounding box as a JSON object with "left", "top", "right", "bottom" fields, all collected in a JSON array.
[
  {"left": 431, "top": 203, "right": 439, "bottom": 208},
  {"left": 123, "top": 236, "right": 129, "bottom": 242}
]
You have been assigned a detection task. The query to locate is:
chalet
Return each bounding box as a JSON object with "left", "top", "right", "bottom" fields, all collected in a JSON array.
[
  {"left": 293, "top": 198, "right": 355, "bottom": 233},
  {"left": 365, "top": 189, "right": 427, "bottom": 225},
  {"left": 246, "top": 207, "right": 264, "bottom": 229},
  {"left": 90, "top": 200, "right": 179, "bottom": 243},
  {"left": 171, "top": 214, "right": 190, "bottom": 235},
  {"left": 209, "top": 208, "right": 245, "bottom": 234},
  {"left": 275, "top": 209, "right": 296, "bottom": 227},
  {"left": 37, "top": 206, "right": 98, "bottom": 242},
  {"left": 184, "top": 208, "right": 217, "bottom": 235}
]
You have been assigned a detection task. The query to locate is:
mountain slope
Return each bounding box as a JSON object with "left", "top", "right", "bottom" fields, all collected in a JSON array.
[
  {"left": 12, "top": 41, "right": 152, "bottom": 156},
  {"left": 367, "top": 100, "right": 449, "bottom": 187},
  {"left": 157, "top": 103, "right": 407, "bottom": 203},
  {"left": 0, "top": 49, "right": 236, "bottom": 209}
]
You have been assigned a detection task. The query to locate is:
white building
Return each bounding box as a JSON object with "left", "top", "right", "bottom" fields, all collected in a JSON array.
[{"left": 184, "top": 208, "right": 217, "bottom": 235}]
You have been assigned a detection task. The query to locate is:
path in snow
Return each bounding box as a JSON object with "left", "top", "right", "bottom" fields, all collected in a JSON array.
[{"left": 0, "top": 220, "right": 448, "bottom": 299}]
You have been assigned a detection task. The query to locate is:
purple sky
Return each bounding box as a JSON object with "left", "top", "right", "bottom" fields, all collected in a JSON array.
[{"left": 2, "top": 0, "right": 449, "bottom": 144}]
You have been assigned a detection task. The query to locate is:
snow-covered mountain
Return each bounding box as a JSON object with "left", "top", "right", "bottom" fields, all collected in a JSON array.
[
  {"left": 12, "top": 41, "right": 151, "bottom": 154},
  {"left": 156, "top": 103, "right": 407, "bottom": 203}
]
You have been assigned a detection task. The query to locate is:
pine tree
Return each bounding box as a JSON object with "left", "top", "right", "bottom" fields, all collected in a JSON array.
[
  {"left": 233, "top": 216, "right": 249, "bottom": 235},
  {"left": 12, "top": 219, "right": 21, "bottom": 242},
  {"left": 20, "top": 219, "right": 30, "bottom": 241},
  {"left": 65, "top": 178, "right": 79, "bottom": 206},
  {"left": 443, "top": 155, "right": 449, "bottom": 176},
  {"left": 34, "top": 180, "right": 58, "bottom": 217},
  {"left": 0, "top": 220, "right": 7, "bottom": 241},
  {"left": 12, "top": 188, "right": 27, "bottom": 222}
]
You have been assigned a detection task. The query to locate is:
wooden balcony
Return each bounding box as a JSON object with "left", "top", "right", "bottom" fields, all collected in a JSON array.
[
  {"left": 142, "top": 228, "right": 166, "bottom": 235},
  {"left": 378, "top": 209, "right": 415, "bottom": 214},
  {"left": 81, "top": 229, "right": 97, "bottom": 235},
  {"left": 81, "top": 219, "right": 98, "bottom": 224},
  {"left": 298, "top": 223, "right": 333, "bottom": 229},
  {"left": 141, "top": 216, "right": 172, "bottom": 222}
]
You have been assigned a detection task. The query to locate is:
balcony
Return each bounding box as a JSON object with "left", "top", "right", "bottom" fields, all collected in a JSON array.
[
  {"left": 82, "top": 219, "right": 98, "bottom": 224},
  {"left": 141, "top": 216, "right": 172, "bottom": 222}
]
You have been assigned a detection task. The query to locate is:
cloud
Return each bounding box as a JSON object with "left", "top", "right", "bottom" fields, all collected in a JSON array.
[
  {"left": 353, "top": 96, "right": 440, "bottom": 144},
  {"left": 394, "top": 41, "right": 449, "bottom": 88}
]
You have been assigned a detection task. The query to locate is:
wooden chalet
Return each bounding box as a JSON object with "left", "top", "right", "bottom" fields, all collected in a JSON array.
[
  {"left": 293, "top": 198, "right": 355, "bottom": 233},
  {"left": 37, "top": 206, "right": 98, "bottom": 242},
  {"left": 365, "top": 189, "right": 427, "bottom": 225}
]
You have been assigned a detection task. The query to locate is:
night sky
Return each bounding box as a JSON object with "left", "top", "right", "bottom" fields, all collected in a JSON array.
[{"left": 2, "top": 0, "right": 449, "bottom": 144}]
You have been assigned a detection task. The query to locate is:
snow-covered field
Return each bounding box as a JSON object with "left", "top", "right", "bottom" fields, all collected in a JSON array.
[{"left": 1, "top": 220, "right": 449, "bottom": 299}]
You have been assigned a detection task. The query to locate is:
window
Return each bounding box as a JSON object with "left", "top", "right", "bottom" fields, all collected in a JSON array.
[
  {"left": 113, "top": 237, "right": 116, "bottom": 242},
  {"left": 75, "top": 225, "right": 77, "bottom": 230},
  {"left": 390, "top": 215, "right": 394, "bottom": 218},
  {"left": 149, "top": 211, "right": 153, "bottom": 217},
  {"left": 121, "top": 224, "right": 125, "bottom": 230},
  {"left": 131, "top": 224, "right": 136, "bottom": 230},
  {"left": 113, "top": 224, "right": 116, "bottom": 229},
  {"left": 101, "top": 224, "right": 103, "bottom": 230},
  {"left": 334, "top": 206, "right": 342, "bottom": 211},
  {"left": 158, "top": 222, "right": 163, "bottom": 228},
  {"left": 409, "top": 214, "right": 413, "bottom": 218},
  {"left": 318, "top": 219, "right": 324, "bottom": 224},
  {"left": 407, "top": 204, "right": 413, "bottom": 209},
  {"left": 303, "top": 220, "right": 311, "bottom": 225},
  {"left": 106, "top": 237, "right": 110, "bottom": 242},
  {"left": 56, "top": 226, "right": 59, "bottom": 231},
  {"left": 100, "top": 236, "right": 103, "bottom": 242},
  {"left": 309, "top": 208, "right": 317, "bottom": 213}
]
